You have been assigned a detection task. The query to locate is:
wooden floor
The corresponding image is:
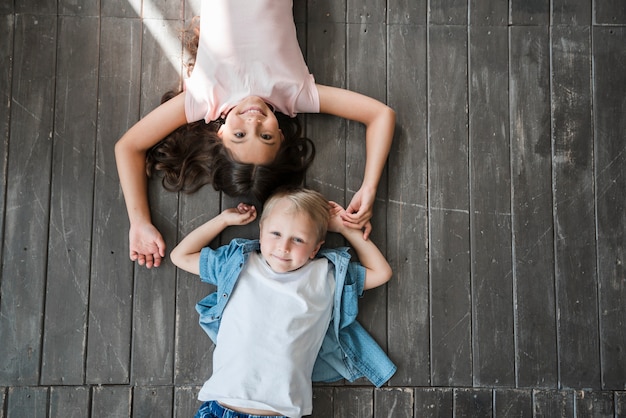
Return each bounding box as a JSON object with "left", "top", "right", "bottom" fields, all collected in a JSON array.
[{"left": 1, "top": 0, "right": 625, "bottom": 416}]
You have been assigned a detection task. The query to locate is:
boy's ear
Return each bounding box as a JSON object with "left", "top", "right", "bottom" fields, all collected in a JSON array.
[{"left": 310, "top": 241, "right": 324, "bottom": 259}]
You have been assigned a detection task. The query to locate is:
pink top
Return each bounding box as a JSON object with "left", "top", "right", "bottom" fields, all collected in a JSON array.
[{"left": 185, "top": 0, "right": 320, "bottom": 123}]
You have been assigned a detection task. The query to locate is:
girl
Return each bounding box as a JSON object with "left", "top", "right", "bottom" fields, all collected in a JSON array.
[{"left": 115, "top": 0, "right": 395, "bottom": 268}]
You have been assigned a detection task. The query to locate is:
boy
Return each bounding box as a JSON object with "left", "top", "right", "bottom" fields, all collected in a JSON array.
[{"left": 171, "top": 188, "right": 395, "bottom": 418}]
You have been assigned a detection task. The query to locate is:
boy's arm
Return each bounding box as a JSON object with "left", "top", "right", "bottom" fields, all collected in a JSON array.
[
  {"left": 328, "top": 201, "right": 392, "bottom": 291},
  {"left": 317, "top": 84, "right": 396, "bottom": 239},
  {"left": 170, "top": 204, "right": 257, "bottom": 275}
]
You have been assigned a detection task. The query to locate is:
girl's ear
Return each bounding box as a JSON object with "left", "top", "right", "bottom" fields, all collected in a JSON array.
[
  {"left": 310, "top": 241, "right": 324, "bottom": 259},
  {"left": 217, "top": 124, "right": 224, "bottom": 138},
  {"left": 279, "top": 129, "right": 285, "bottom": 142}
]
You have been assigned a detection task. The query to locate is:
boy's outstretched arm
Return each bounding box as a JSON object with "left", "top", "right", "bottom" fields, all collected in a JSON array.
[
  {"left": 170, "top": 203, "right": 257, "bottom": 275},
  {"left": 328, "top": 201, "right": 392, "bottom": 291}
]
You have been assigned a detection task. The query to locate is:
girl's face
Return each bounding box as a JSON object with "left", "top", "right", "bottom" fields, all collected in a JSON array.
[
  {"left": 218, "top": 96, "right": 284, "bottom": 165},
  {"left": 259, "top": 198, "right": 324, "bottom": 273}
]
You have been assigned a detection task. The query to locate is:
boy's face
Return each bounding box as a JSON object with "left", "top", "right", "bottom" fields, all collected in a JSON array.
[{"left": 259, "top": 198, "right": 324, "bottom": 273}]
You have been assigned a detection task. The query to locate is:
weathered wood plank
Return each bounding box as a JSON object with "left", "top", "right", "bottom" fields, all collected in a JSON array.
[
  {"left": 102, "top": 0, "right": 141, "bottom": 18},
  {"left": 49, "top": 386, "right": 90, "bottom": 418},
  {"left": 0, "top": 1, "right": 12, "bottom": 14},
  {"left": 175, "top": 192, "right": 220, "bottom": 384},
  {"left": 6, "top": 387, "right": 48, "bottom": 417},
  {"left": 551, "top": 25, "right": 600, "bottom": 389},
  {"left": 306, "top": 21, "right": 347, "bottom": 249},
  {"left": 575, "top": 391, "right": 614, "bottom": 418},
  {"left": 59, "top": 0, "right": 99, "bottom": 16},
  {"left": 87, "top": 16, "right": 141, "bottom": 384},
  {"left": 429, "top": 0, "right": 467, "bottom": 25},
  {"left": 308, "top": 0, "right": 346, "bottom": 23},
  {"left": 387, "top": 0, "right": 426, "bottom": 25},
  {"left": 174, "top": 386, "right": 203, "bottom": 418},
  {"left": 414, "top": 387, "right": 453, "bottom": 418},
  {"left": 510, "top": 0, "right": 549, "bottom": 25},
  {"left": 593, "top": 26, "right": 626, "bottom": 390},
  {"left": 454, "top": 388, "right": 493, "bottom": 418},
  {"left": 133, "top": 386, "right": 174, "bottom": 417},
  {"left": 347, "top": 0, "right": 385, "bottom": 23},
  {"left": 533, "top": 389, "right": 574, "bottom": 418},
  {"left": 345, "top": 21, "right": 388, "bottom": 379},
  {"left": 428, "top": 24, "right": 471, "bottom": 387},
  {"left": 594, "top": 1, "right": 626, "bottom": 24},
  {"left": 92, "top": 386, "right": 131, "bottom": 417},
  {"left": 494, "top": 389, "right": 532, "bottom": 418},
  {"left": 386, "top": 23, "right": 429, "bottom": 387},
  {"left": 0, "top": 13, "right": 56, "bottom": 386},
  {"left": 143, "top": 0, "right": 182, "bottom": 20},
  {"left": 15, "top": 0, "right": 55, "bottom": 14},
  {"left": 616, "top": 392, "right": 626, "bottom": 417},
  {"left": 334, "top": 387, "right": 373, "bottom": 417},
  {"left": 551, "top": 0, "right": 591, "bottom": 25},
  {"left": 469, "top": 25, "right": 515, "bottom": 387},
  {"left": 374, "top": 388, "right": 414, "bottom": 418},
  {"left": 509, "top": 25, "right": 557, "bottom": 388},
  {"left": 311, "top": 387, "right": 334, "bottom": 417},
  {"left": 469, "top": 0, "right": 507, "bottom": 25},
  {"left": 41, "top": 14, "right": 99, "bottom": 386},
  {"left": 131, "top": 17, "right": 181, "bottom": 386}
]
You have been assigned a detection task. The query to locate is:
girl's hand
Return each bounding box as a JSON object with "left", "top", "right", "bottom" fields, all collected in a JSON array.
[
  {"left": 221, "top": 203, "right": 257, "bottom": 226},
  {"left": 342, "top": 186, "right": 376, "bottom": 240},
  {"left": 129, "top": 222, "right": 166, "bottom": 268}
]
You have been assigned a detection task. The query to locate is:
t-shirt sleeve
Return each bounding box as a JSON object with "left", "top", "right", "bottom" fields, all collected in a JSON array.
[{"left": 293, "top": 74, "right": 320, "bottom": 114}]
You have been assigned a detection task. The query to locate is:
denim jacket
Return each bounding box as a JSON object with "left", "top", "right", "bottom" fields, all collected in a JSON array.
[{"left": 196, "top": 238, "right": 396, "bottom": 387}]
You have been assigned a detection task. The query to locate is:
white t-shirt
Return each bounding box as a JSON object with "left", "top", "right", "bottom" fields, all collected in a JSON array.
[
  {"left": 198, "top": 253, "right": 335, "bottom": 417},
  {"left": 185, "top": 0, "right": 320, "bottom": 123}
]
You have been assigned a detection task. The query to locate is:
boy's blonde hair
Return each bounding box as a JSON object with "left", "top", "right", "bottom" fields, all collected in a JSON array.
[{"left": 260, "top": 188, "right": 330, "bottom": 243}]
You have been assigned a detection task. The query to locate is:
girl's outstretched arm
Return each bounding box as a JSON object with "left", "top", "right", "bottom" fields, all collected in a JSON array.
[
  {"left": 114, "top": 92, "right": 188, "bottom": 268},
  {"left": 317, "top": 84, "right": 395, "bottom": 240}
]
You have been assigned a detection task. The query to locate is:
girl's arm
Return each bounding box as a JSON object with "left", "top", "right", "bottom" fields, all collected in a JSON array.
[
  {"left": 170, "top": 204, "right": 257, "bottom": 275},
  {"left": 317, "top": 84, "right": 396, "bottom": 240},
  {"left": 114, "top": 92, "right": 189, "bottom": 268},
  {"left": 328, "top": 201, "right": 392, "bottom": 291}
]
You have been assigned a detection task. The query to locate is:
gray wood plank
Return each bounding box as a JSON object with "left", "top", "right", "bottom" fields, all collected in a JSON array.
[
  {"left": 509, "top": 0, "right": 549, "bottom": 25},
  {"left": 0, "top": 13, "right": 56, "bottom": 386},
  {"left": 15, "top": 0, "right": 55, "bottom": 14},
  {"left": 551, "top": 0, "right": 591, "bottom": 25},
  {"left": 0, "top": 387, "right": 5, "bottom": 418},
  {"left": 532, "top": 389, "right": 574, "bottom": 418},
  {"left": 469, "top": 0, "right": 507, "bottom": 25},
  {"left": 575, "top": 391, "right": 614, "bottom": 418},
  {"left": 551, "top": 25, "right": 600, "bottom": 389},
  {"left": 306, "top": 21, "right": 347, "bottom": 249},
  {"left": 59, "top": 0, "right": 99, "bottom": 16},
  {"left": 143, "top": 0, "right": 182, "bottom": 20},
  {"left": 429, "top": 0, "right": 467, "bottom": 25},
  {"left": 174, "top": 386, "right": 203, "bottom": 418},
  {"left": 469, "top": 25, "right": 515, "bottom": 387},
  {"left": 311, "top": 387, "right": 333, "bottom": 417},
  {"left": 334, "top": 387, "right": 373, "bottom": 418},
  {"left": 428, "top": 24, "right": 472, "bottom": 387},
  {"left": 414, "top": 387, "right": 453, "bottom": 418},
  {"left": 0, "top": 13, "right": 13, "bottom": 290},
  {"left": 494, "top": 389, "right": 532, "bottom": 418},
  {"left": 593, "top": 26, "right": 626, "bottom": 390},
  {"left": 388, "top": 0, "right": 426, "bottom": 24},
  {"left": 594, "top": 1, "right": 626, "bottom": 24},
  {"left": 386, "top": 23, "right": 429, "bottom": 387},
  {"left": 41, "top": 14, "right": 99, "bottom": 386},
  {"left": 87, "top": 16, "right": 142, "bottom": 384},
  {"left": 346, "top": 21, "right": 388, "bottom": 374},
  {"left": 92, "top": 386, "right": 131, "bottom": 417},
  {"left": 347, "top": 0, "right": 385, "bottom": 23},
  {"left": 102, "top": 0, "right": 141, "bottom": 18},
  {"left": 131, "top": 17, "right": 181, "bottom": 386},
  {"left": 0, "top": 1, "right": 12, "bottom": 14},
  {"left": 374, "top": 388, "right": 413, "bottom": 418},
  {"left": 616, "top": 392, "right": 626, "bottom": 417},
  {"left": 175, "top": 191, "right": 220, "bottom": 384},
  {"left": 49, "top": 386, "right": 90, "bottom": 418},
  {"left": 6, "top": 387, "right": 48, "bottom": 418},
  {"left": 308, "top": 0, "right": 346, "bottom": 23},
  {"left": 454, "top": 388, "right": 493, "bottom": 418},
  {"left": 509, "top": 25, "right": 557, "bottom": 388},
  {"left": 133, "top": 386, "right": 174, "bottom": 417}
]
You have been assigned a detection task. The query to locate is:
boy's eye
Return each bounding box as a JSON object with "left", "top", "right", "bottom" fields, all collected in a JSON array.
[
  {"left": 292, "top": 237, "right": 304, "bottom": 244},
  {"left": 271, "top": 231, "right": 281, "bottom": 237}
]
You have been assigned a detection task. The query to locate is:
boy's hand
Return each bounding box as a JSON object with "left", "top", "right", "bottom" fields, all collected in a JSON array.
[
  {"left": 221, "top": 203, "right": 257, "bottom": 226},
  {"left": 328, "top": 201, "right": 349, "bottom": 234}
]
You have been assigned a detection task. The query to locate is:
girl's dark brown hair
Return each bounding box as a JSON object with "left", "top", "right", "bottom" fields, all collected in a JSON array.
[{"left": 146, "top": 92, "right": 315, "bottom": 203}]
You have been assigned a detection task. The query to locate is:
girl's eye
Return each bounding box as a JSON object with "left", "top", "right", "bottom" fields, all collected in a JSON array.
[
  {"left": 234, "top": 132, "right": 245, "bottom": 138},
  {"left": 261, "top": 134, "right": 272, "bottom": 140}
]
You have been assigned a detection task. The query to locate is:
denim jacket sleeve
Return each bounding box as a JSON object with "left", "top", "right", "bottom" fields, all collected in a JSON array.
[{"left": 312, "top": 248, "right": 397, "bottom": 387}]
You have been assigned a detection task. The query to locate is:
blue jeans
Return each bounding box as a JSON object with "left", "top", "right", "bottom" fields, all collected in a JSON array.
[{"left": 194, "top": 401, "right": 287, "bottom": 418}]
